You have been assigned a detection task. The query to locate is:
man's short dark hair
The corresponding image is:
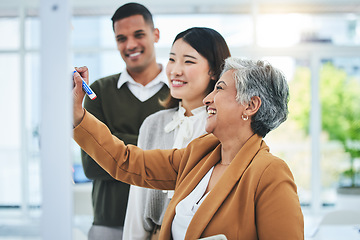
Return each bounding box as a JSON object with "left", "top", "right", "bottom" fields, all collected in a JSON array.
[{"left": 111, "top": 2, "right": 154, "bottom": 30}]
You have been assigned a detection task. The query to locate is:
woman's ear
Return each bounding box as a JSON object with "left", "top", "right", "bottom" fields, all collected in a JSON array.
[
  {"left": 208, "top": 70, "right": 217, "bottom": 81},
  {"left": 245, "top": 96, "right": 261, "bottom": 117}
]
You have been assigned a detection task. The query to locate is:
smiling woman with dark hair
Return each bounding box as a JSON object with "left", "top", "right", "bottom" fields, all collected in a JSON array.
[
  {"left": 72, "top": 57, "right": 304, "bottom": 240},
  {"left": 123, "top": 27, "right": 231, "bottom": 240}
]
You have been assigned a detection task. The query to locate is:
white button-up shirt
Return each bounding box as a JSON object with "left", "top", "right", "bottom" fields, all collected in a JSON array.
[{"left": 117, "top": 64, "right": 169, "bottom": 102}]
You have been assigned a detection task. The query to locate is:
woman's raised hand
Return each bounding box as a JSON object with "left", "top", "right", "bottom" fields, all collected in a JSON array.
[{"left": 72, "top": 66, "right": 89, "bottom": 127}]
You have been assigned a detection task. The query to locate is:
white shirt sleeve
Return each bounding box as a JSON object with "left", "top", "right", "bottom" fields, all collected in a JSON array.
[
  {"left": 123, "top": 118, "right": 153, "bottom": 240},
  {"left": 123, "top": 185, "right": 151, "bottom": 240}
]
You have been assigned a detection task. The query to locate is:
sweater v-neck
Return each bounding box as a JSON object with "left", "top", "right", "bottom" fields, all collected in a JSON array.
[{"left": 120, "top": 83, "right": 168, "bottom": 104}]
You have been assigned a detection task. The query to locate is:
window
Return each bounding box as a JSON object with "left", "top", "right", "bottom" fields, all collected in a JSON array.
[
  {"left": 257, "top": 14, "right": 360, "bottom": 47},
  {"left": 0, "top": 52, "right": 21, "bottom": 206}
]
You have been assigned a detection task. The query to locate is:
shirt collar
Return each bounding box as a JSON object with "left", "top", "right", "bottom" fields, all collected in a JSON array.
[
  {"left": 178, "top": 102, "right": 206, "bottom": 116},
  {"left": 117, "top": 63, "right": 168, "bottom": 89}
]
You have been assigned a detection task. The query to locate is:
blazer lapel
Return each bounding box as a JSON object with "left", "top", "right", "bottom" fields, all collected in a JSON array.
[{"left": 185, "top": 134, "right": 263, "bottom": 239}]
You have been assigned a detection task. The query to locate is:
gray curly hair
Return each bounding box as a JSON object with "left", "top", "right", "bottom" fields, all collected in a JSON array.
[{"left": 221, "top": 57, "right": 289, "bottom": 137}]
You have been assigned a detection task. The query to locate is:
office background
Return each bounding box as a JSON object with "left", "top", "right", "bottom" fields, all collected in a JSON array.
[{"left": 0, "top": 0, "right": 359, "bottom": 239}]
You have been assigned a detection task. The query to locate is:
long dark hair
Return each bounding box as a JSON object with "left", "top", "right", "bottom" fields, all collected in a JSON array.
[{"left": 162, "top": 27, "right": 231, "bottom": 108}]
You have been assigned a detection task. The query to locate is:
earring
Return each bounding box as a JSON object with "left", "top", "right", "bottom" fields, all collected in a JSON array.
[{"left": 242, "top": 113, "right": 248, "bottom": 121}]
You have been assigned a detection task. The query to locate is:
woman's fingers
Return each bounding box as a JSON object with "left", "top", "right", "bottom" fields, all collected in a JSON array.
[{"left": 72, "top": 69, "right": 87, "bottom": 127}]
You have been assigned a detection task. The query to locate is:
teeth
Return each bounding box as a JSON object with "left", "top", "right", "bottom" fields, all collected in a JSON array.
[
  {"left": 207, "top": 109, "right": 216, "bottom": 115},
  {"left": 129, "top": 52, "right": 141, "bottom": 58},
  {"left": 172, "top": 80, "right": 186, "bottom": 86}
]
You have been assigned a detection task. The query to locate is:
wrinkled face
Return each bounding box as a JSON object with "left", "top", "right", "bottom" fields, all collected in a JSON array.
[
  {"left": 166, "top": 38, "right": 212, "bottom": 108},
  {"left": 114, "top": 15, "right": 159, "bottom": 73},
  {"left": 203, "top": 70, "right": 244, "bottom": 136}
]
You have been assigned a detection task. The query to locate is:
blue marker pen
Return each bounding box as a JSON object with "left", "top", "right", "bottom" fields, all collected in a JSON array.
[{"left": 73, "top": 69, "right": 97, "bottom": 100}]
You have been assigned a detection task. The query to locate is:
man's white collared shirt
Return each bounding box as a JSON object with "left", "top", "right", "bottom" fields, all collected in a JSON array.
[{"left": 117, "top": 64, "right": 168, "bottom": 102}]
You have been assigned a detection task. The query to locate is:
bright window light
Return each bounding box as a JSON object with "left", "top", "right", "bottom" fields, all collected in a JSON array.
[{"left": 257, "top": 14, "right": 311, "bottom": 47}]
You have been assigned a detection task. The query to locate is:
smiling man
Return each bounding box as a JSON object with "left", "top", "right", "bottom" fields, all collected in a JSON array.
[{"left": 80, "top": 3, "right": 169, "bottom": 240}]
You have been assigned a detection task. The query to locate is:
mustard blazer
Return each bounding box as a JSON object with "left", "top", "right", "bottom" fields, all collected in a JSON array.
[{"left": 74, "top": 111, "right": 304, "bottom": 240}]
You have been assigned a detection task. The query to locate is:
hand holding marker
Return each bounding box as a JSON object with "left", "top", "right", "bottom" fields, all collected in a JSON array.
[{"left": 73, "top": 68, "right": 97, "bottom": 100}]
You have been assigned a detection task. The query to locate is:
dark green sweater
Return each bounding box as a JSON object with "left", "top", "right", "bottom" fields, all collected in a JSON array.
[{"left": 81, "top": 73, "right": 169, "bottom": 227}]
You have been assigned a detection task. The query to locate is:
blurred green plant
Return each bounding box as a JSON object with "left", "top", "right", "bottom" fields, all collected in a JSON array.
[{"left": 289, "top": 62, "right": 360, "bottom": 187}]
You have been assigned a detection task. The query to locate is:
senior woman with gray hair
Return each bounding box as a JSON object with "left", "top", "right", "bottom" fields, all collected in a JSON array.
[{"left": 72, "top": 57, "right": 304, "bottom": 240}]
